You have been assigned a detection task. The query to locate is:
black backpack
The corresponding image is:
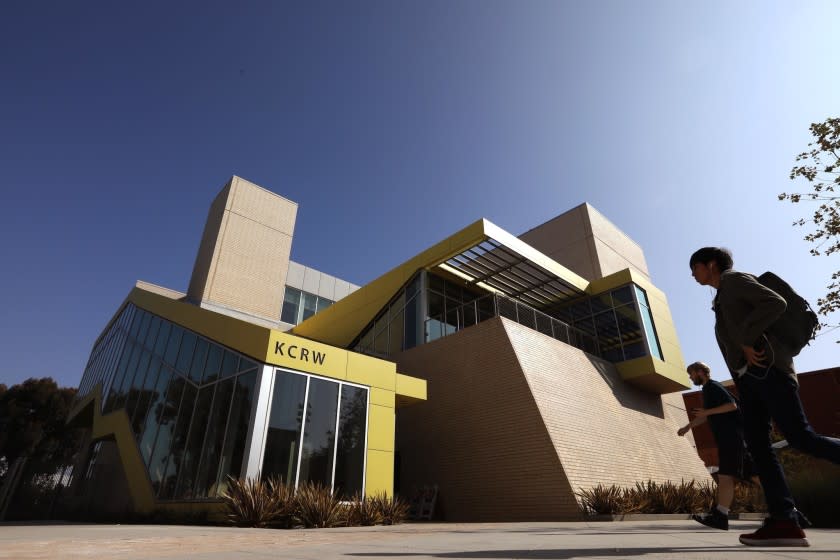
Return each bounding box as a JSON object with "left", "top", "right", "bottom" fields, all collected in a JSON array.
[{"left": 757, "top": 271, "right": 820, "bottom": 356}]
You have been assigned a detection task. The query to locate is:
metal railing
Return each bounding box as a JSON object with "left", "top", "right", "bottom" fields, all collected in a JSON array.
[{"left": 425, "top": 292, "right": 600, "bottom": 357}]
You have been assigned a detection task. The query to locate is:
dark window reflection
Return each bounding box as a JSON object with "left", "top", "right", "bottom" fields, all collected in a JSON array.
[
  {"left": 298, "top": 378, "right": 339, "bottom": 488},
  {"left": 194, "top": 378, "right": 234, "bottom": 498},
  {"left": 174, "top": 384, "right": 215, "bottom": 498},
  {"left": 159, "top": 382, "right": 197, "bottom": 499},
  {"left": 334, "top": 386, "right": 367, "bottom": 498},
  {"left": 262, "top": 371, "right": 307, "bottom": 485},
  {"left": 216, "top": 371, "right": 257, "bottom": 495}
]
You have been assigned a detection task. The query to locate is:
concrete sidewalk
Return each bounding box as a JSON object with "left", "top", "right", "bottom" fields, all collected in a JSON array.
[{"left": 0, "top": 520, "right": 837, "bottom": 559}]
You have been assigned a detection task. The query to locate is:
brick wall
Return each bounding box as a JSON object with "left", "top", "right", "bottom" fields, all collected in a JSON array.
[{"left": 394, "top": 317, "right": 709, "bottom": 521}]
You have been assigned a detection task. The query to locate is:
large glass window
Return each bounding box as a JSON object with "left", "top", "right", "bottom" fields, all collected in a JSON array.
[
  {"left": 262, "top": 371, "right": 307, "bottom": 484},
  {"left": 83, "top": 304, "right": 261, "bottom": 502},
  {"left": 262, "top": 369, "right": 368, "bottom": 495},
  {"left": 298, "top": 378, "right": 339, "bottom": 488}
]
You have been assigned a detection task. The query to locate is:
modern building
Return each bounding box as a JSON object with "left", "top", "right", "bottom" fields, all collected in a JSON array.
[{"left": 63, "top": 175, "right": 710, "bottom": 521}]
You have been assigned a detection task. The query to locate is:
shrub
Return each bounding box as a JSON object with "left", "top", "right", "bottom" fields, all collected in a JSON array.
[
  {"left": 576, "top": 484, "right": 629, "bottom": 515},
  {"left": 221, "top": 475, "right": 295, "bottom": 528},
  {"left": 294, "top": 482, "right": 346, "bottom": 528},
  {"left": 345, "top": 493, "right": 383, "bottom": 526},
  {"left": 370, "top": 493, "right": 409, "bottom": 525}
]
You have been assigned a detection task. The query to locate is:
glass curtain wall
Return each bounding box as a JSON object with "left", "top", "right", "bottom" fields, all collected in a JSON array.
[
  {"left": 262, "top": 369, "right": 368, "bottom": 499},
  {"left": 352, "top": 273, "right": 423, "bottom": 357},
  {"left": 77, "top": 303, "right": 261, "bottom": 501},
  {"left": 558, "top": 284, "right": 663, "bottom": 362}
]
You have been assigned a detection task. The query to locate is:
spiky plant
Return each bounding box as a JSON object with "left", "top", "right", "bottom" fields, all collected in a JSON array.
[
  {"left": 221, "top": 475, "right": 293, "bottom": 528},
  {"left": 370, "top": 493, "right": 409, "bottom": 525},
  {"left": 294, "top": 482, "right": 346, "bottom": 528},
  {"left": 345, "top": 493, "right": 384, "bottom": 526},
  {"left": 576, "top": 484, "right": 627, "bottom": 515}
]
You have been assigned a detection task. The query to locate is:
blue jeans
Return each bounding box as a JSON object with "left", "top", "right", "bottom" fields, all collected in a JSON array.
[{"left": 735, "top": 365, "right": 840, "bottom": 520}]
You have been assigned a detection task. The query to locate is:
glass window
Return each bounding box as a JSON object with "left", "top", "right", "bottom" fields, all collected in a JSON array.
[
  {"left": 176, "top": 331, "right": 197, "bottom": 375},
  {"left": 215, "top": 371, "right": 257, "bottom": 495},
  {"left": 239, "top": 357, "right": 258, "bottom": 374},
  {"left": 428, "top": 273, "right": 444, "bottom": 293},
  {"left": 194, "top": 378, "right": 235, "bottom": 498},
  {"left": 164, "top": 326, "right": 183, "bottom": 367},
  {"left": 136, "top": 312, "right": 152, "bottom": 345},
  {"left": 404, "top": 294, "right": 420, "bottom": 350},
  {"left": 389, "top": 309, "right": 405, "bottom": 355},
  {"left": 203, "top": 344, "right": 223, "bottom": 384},
  {"left": 145, "top": 316, "right": 162, "bottom": 350},
  {"left": 104, "top": 343, "right": 133, "bottom": 412},
  {"left": 570, "top": 299, "right": 592, "bottom": 321},
  {"left": 633, "top": 285, "right": 650, "bottom": 307},
  {"left": 129, "top": 310, "right": 145, "bottom": 339},
  {"left": 138, "top": 365, "right": 173, "bottom": 465},
  {"left": 590, "top": 292, "right": 613, "bottom": 314},
  {"left": 639, "top": 304, "right": 663, "bottom": 360},
  {"left": 374, "top": 329, "right": 389, "bottom": 356},
  {"left": 189, "top": 338, "right": 209, "bottom": 384},
  {"left": 154, "top": 321, "right": 171, "bottom": 359},
  {"left": 149, "top": 380, "right": 198, "bottom": 499},
  {"left": 262, "top": 371, "right": 307, "bottom": 485},
  {"left": 334, "top": 385, "right": 367, "bottom": 498},
  {"left": 281, "top": 287, "right": 302, "bottom": 324},
  {"left": 301, "top": 293, "right": 318, "bottom": 322},
  {"left": 594, "top": 311, "right": 622, "bottom": 362},
  {"left": 316, "top": 298, "right": 333, "bottom": 312},
  {"left": 615, "top": 305, "right": 643, "bottom": 347},
  {"left": 298, "top": 377, "right": 339, "bottom": 488},
  {"left": 613, "top": 286, "right": 634, "bottom": 306},
  {"left": 131, "top": 358, "right": 162, "bottom": 438},
  {"left": 220, "top": 350, "right": 239, "bottom": 379},
  {"left": 124, "top": 350, "right": 151, "bottom": 423},
  {"left": 174, "top": 384, "right": 215, "bottom": 498}
]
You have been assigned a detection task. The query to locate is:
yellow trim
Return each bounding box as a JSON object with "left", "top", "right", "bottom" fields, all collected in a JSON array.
[{"left": 67, "top": 384, "right": 156, "bottom": 513}]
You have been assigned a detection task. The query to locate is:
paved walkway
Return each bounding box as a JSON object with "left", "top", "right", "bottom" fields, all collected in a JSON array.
[{"left": 0, "top": 520, "right": 837, "bottom": 559}]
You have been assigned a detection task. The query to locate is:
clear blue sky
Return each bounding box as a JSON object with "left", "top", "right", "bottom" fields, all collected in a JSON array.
[{"left": 1, "top": 1, "right": 838, "bottom": 389}]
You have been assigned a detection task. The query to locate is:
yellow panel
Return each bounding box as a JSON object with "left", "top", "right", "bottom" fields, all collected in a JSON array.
[
  {"left": 395, "top": 373, "right": 427, "bottom": 402},
  {"left": 265, "top": 331, "right": 347, "bottom": 380},
  {"left": 129, "top": 287, "right": 270, "bottom": 362},
  {"left": 346, "top": 352, "right": 396, "bottom": 391},
  {"left": 69, "top": 386, "right": 156, "bottom": 513},
  {"left": 369, "top": 387, "right": 395, "bottom": 408},
  {"left": 365, "top": 449, "right": 394, "bottom": 497},
  {"left": 367, "top": 404, "right": 395, "bottom": 452},
  {"left": 616, "top": 356, "right": 690, "bottom": 392}
]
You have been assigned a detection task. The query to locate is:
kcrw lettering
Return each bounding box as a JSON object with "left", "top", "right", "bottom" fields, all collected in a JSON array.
[{"left": 274, "top": 341, "right": 326, "bottom": 365}]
